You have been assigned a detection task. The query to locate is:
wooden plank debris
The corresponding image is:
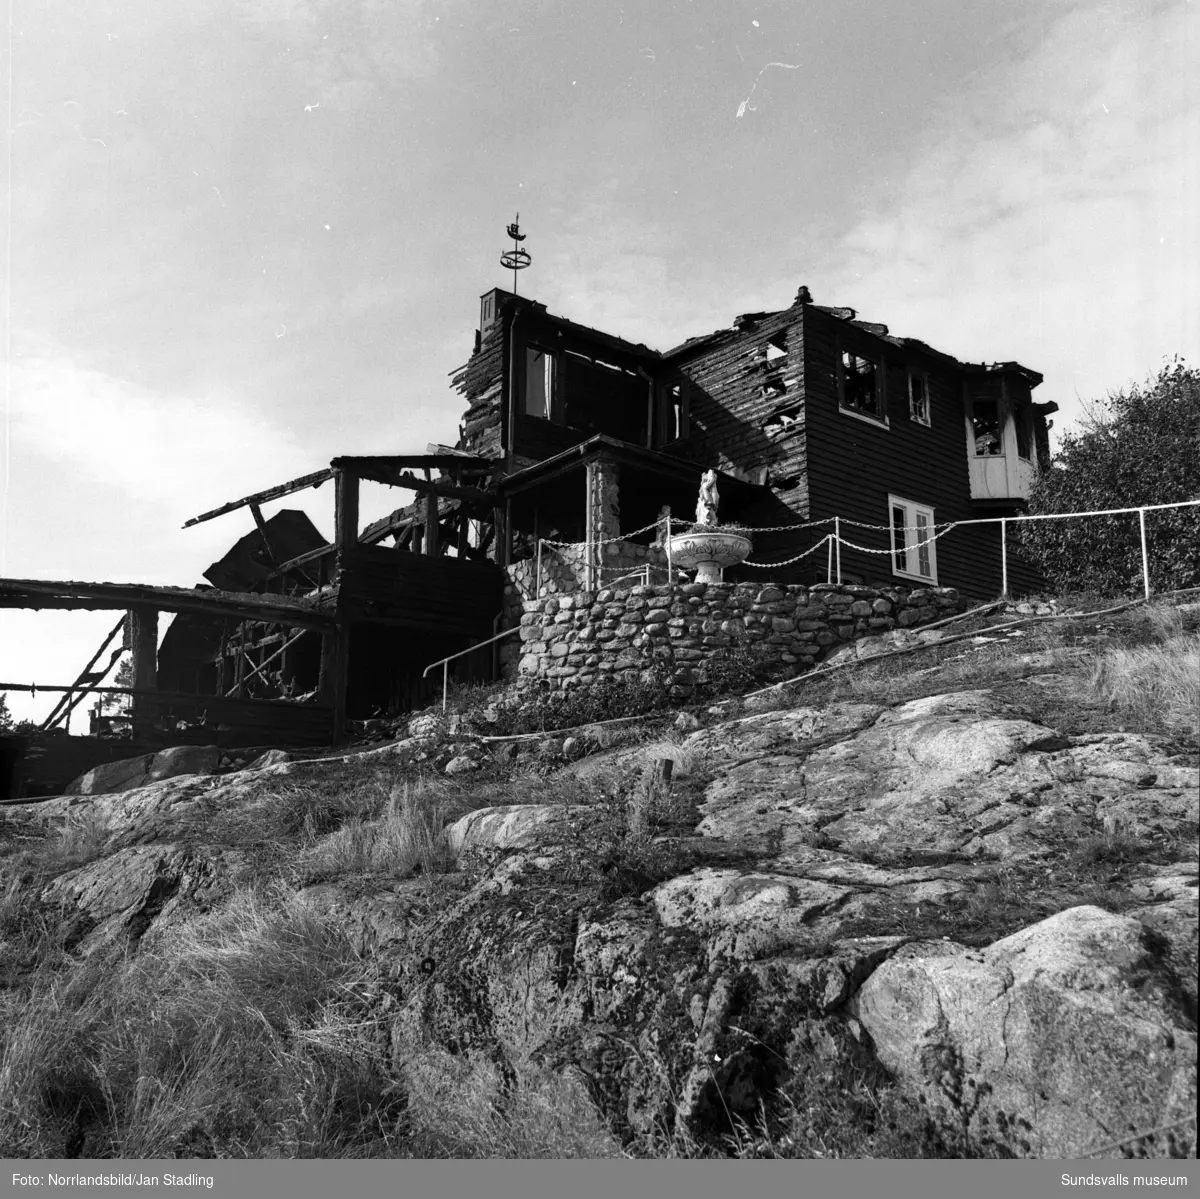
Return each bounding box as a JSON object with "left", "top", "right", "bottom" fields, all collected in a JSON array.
[
  {"left": 182, "top": 468, "right": 333, "bottom": 528},
  {"left": 0, "top": 577, "right": 336, "bottom": 629}
]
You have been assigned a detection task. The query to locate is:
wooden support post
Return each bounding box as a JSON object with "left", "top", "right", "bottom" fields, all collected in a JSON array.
[
  {"left": 129, "top": 606, "right": 159, "bottom": 737},
  {"left": 424, "top": 491, "right": 440, "bottom": 557},
  {"left": 319, "top": 623, "right": 351, "bottom": 744},
  {"left": 334, "top": 468, "right": 360, "bottom": 552},
  {"left": 456, "top": 508, "right": 470, "bottom": 558}
]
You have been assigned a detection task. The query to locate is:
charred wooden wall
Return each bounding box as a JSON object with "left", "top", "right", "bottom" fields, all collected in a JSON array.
[
  {"left": 667, "top": 307, "right": 816, "bottom": 580},
  {"left": 450, "top": 322, "right": 507, "bottom": 460},
  {"left": 335, "top": 546, "right": 503, "bottom": 635}
]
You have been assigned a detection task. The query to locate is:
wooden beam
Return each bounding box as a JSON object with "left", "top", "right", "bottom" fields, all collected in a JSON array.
[
  {"left": 129, "top": 606, "right": 159, "bottom": 737},
  {"left": 249, "top": 503, "right": 277, "bottom": 564},
  {"left": 40, "top": 614, "right": 127, "bottom": 731},
  {"left": 0, "top": 577, "right": 335, "bottom": 630},
  {"left": 182, "top": 468, "right": 332, "bottom": 528},
  {"left": 331, "top": 458, "right": 495, "bottom": 503},
  {"left": 334, "top": 468, "right": 360, "bottom": 551},
  {"left": 330, "top": 453, "right": 494, "bottom": 474},
  {"left": 268, "top": 544, "right": 336, "bottom": 578}
]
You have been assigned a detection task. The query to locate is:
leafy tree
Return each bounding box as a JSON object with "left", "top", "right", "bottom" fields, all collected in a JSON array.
[
  {"left": 1019, "top": 361, "right": 1200, "bottom": 595},
  {"left": 0, "top": 693, "right": 12, "bottom": 731}
]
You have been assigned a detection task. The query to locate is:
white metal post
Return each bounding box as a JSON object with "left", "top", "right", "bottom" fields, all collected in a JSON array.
[
  {"left": 1000, "top": 519, "right": 1008, "bottom": 598},
  {"left": 834, "top": 517, "right": 842, "bottom": 584},
  {"left": 1138, "top": 508, "right": 1151, "bottom": 599},
  {"left": 536, "top": 538, "right": 543, "bottom": 599},
  {"left": 665, "top": 506, "right": 672, "bottom": 582},
  {"left": 826, "top": 533, "right": 833, "bottom": 583},
  {"left": 442, "top": 660, "right": 449, "bottom": 713}
]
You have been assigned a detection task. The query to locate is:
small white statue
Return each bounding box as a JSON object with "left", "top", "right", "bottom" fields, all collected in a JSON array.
[{"left": 695, "top": 469, "right": 720, "bottom": 528}]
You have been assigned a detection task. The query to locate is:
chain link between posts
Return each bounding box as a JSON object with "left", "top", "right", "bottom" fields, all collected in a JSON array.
[
  {"left": 741, "top": 535, "right": 835, "bottom": 569},
  {"left": 835, "top": 523, "right": 960, "bottom": 555}
]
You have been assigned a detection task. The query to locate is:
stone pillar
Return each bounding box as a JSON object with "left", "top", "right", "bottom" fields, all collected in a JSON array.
[{"left": 585, "top": 457, "right": 620, "bottom": 590}]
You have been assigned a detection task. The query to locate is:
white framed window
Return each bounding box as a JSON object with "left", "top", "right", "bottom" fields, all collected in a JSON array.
[
  {"left": 524, "top": 346, "right": 558, "bottom": 421},
  {"left": 838, "top": 349, "right": 887, "bottom": 425},
  {"left": 908, "top": 371, "right": 930, "bottom": 426},
  {"left": 888, "top": 494, "right": 938, "bottom": 584}
]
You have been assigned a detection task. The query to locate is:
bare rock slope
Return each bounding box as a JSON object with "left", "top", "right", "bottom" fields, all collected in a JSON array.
[{"left": 5, "top": 667, "right": 1197, "bottom": 1159}]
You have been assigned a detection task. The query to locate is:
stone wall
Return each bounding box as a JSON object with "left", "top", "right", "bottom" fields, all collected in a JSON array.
[
  {"left": 511, "top": 581, "right": 964, "bottom": 694},
  {"left": 499, "top": 540, "right": 672, "bottom": 674}
]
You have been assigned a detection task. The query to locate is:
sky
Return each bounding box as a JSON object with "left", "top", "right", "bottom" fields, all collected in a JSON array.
[{"left": 2, "top": 0, "right": 1197, "bottom": 728}]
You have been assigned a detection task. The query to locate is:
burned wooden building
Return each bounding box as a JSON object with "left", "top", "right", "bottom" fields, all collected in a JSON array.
[{"left": 2, "top": 280, "right": 1055, "bottom": 793}]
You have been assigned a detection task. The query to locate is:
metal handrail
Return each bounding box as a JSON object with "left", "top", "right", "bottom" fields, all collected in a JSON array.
[{"left": 422, "top": 623, "right": 524, "bottom": 712}]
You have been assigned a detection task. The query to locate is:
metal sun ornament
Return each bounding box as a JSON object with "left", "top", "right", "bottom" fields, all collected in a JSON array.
[{"left": 500, "top": 214, "right": 531, "bottom": 294}]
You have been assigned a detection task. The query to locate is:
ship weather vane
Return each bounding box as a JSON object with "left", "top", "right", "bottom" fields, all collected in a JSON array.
[{"left": 500, "top": 213, "right": 531, "bottom": 294}]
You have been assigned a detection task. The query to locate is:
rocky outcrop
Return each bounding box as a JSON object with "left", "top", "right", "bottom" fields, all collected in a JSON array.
[
  {"left": 65, "top": 745, "right": 222, "bottom": 796},
  {"left": 6, "top": 671, "right": 1196, "bottom": 1158},
  {"left": 852, "top": 906, "right": 1197, "bottom": 1158}
]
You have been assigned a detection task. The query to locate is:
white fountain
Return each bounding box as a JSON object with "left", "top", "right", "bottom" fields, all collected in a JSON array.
[{"left": 668, "top": 469, "right": 753, "bottom": 584}]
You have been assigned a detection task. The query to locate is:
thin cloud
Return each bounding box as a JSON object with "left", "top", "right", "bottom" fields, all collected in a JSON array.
[{"left": 821, "top": 1, "right": 1199, "bottom": 427}]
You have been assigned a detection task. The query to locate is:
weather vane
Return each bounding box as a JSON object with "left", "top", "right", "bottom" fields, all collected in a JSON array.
[{"left": 500, "top": 213, "right": 531, "bottom": 294}]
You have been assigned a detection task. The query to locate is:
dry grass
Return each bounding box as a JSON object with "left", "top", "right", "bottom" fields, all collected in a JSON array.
[
  {"left": 0, "top": 883, "right": 404, "bottom": 1158},
  {"left": 299, "top": 780, "right": 453, "bottom": 882},
  {"left": 1084, "top": 631, "right": 1199, "bottom": 737}
]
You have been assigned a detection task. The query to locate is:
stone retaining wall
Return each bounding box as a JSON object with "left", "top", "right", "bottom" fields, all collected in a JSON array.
[
  {"left": 512, "top": 581, "right": 964, "bottom": 694},
  {"left": 500, "top": 540, "right": 672, "bottom": 674}
]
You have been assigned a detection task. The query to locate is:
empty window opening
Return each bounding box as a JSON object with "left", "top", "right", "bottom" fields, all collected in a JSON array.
[
  {"left": 524, "top": 346, "right": 556, "bottom": 420},
  {"left": 660, "top": 381, "right": 689, "bottom": 444},
  {"left": 766, "top": 335, "right": 788, "bottom": 362},
  {"left": 770, "top": 472, "right": 804, "bottom": 491},
  {"left": 839, "top": 351, "right": 884, "bottom": 421},
  {"left": 764, "top": 405, "right": 801, "bottom": 436},
  {"left": 909, "top": 373, "right": 930, "bottom": 425},
  {"left": 762, "top": 377, "right": 788, "bottom": 398},
  {"left": 972, "top": 400, "right": 1002, "bottom": 456},
  {"left": 889, "top": 494, "right": 937, "bottom": 584}
]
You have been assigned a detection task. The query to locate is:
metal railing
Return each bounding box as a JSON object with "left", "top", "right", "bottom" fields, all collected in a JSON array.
[{"left": 422, "top": 623, "right": 524, "bottom": 713}]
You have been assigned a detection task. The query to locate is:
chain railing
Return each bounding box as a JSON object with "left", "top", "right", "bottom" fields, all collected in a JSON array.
[{"left": 524, "top": 498, "right": 1200, "bottom": 597}]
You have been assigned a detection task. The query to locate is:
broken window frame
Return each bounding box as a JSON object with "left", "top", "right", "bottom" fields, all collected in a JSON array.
[
  {"left": 970, "top": 398, "right": 1003, "bottom": 457},
  {"left": 837, "top": 348, "right": 887, "bottom": 425},
  {"left": 888, "top": 494, "right": 938, "bottom": 585},
  {"left": 658, "top": 379, "right": 690, "bottom": 446},
  {"left": 523, "top": 345, "right": 560, "bottom": 423},
  {"left": 908, "top": 370, "right": 931, "bottom": 427}
]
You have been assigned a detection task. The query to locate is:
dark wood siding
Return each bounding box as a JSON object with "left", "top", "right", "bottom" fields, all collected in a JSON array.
[
  {"left": 335, "top": 546, "right": 503, "bottom": 635},
  {"left": 800, "top": 307, "right": 1031, "bottom": 597}
]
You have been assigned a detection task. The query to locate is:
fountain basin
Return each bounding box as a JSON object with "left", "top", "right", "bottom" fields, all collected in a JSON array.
[{"left": 669, "top": 530, "right": 753, "bottom": 584}]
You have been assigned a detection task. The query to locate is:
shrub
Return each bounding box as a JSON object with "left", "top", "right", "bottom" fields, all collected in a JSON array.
[
  {"left": 1018, "top": 361, "right": 1200, "bottom": 595},
  {"left": 701, "top": 640, "right": 793, "bottom": 695},
  {"left": 485, "top": 663, "right": 675, "bottom": 736}
]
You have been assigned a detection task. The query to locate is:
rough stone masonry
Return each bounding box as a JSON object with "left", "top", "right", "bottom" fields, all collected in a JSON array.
[{"left": 514, "top": 581, "right": 965, "bottom": 694}]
